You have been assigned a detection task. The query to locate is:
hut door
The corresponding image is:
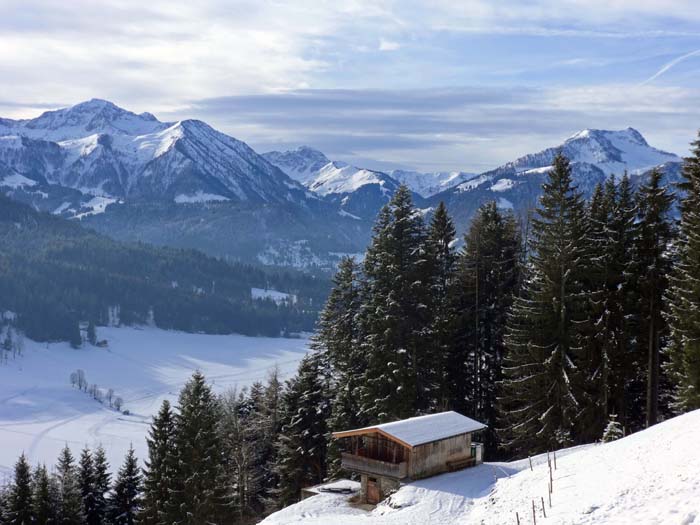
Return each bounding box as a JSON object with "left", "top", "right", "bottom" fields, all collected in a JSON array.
[{"left": 366, "top": 478, "right": 381, "bottom": 504}]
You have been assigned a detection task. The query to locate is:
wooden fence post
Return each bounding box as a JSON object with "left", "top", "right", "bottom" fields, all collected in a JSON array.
[
  {"left": 529, "top": 456, "right": 533, "bottom": 471},
  {"left": 532, "top": 500, "right": 537, "bottom": 525},
  {"left": 516, "top": 511, "right": 520, "bottom": 525},
  {"left": 541, "top": 496, "right": 546, "bottom": 518},
  {"left": 554, "top": 450, "right": 557, "bottom": 470}
]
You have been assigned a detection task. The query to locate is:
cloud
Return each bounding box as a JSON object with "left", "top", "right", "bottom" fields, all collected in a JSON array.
[
  {"left": 641, "top": 48, "right": 700, "bottom": 85},
  {"left": 379, "top": 39, "right": 401, "bottom": 51},
  {"left": 1, "top": 1, "right": 699, "bottom": 171},
  {"left": 163, "top": 85, "right": 700, "bottom": 172}
]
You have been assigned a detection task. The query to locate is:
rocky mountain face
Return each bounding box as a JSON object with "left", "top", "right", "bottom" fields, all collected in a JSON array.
[{"left": 0, "top": 100, "right": 684, "bottom": 270}]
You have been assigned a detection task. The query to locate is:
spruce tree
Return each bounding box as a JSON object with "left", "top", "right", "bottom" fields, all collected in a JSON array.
[
  {"left": 92, "top": 446, "right": 111, "bottom": 525},
  {"left": 249, "top": 369, "right": 285, "bottom": 512},
  {"left": 6, "top": 454, "right": 33, "bottom": 525},
  {"left": 78, "top": 448, "right": 99, "bottom": 525},
  {"left": 218, "top": 388, "right": 255, "bottom": 520},
  {"left": 274, "top": 353, "right": 331, "bottom": 507},
  {"left": 107, "top": 447, "right": 141, "bottom": 525},
  {"left": 601, "top": 414, "right": 624, "bottom": 442},
  {"left": 358, "top": 186, "right": 430, "bottom": 422},
  {"left": 87, "top": 322, "right": 97, "bottom": 346},
  {"left": 165, "top": 372, "right": 228, "bottom": 525},
  {"left": 310, "top": 257, "right": 363, "bottom": 474},
  {"left": 424, "top": 202, "right": 458, "bottom": 410},
  {"left": 500, "top": 154, "right": 591, "bottom": 455},
  {"left": 452, "top": 201, "right": 521, "bottom": 456},
  {"left": 666, "top": 131, "right": 700, "bottom": 412},
  {"left": 31, "top": 464, "right": 58, "bottom": 525},
  {"left": 606, "top": 174, "right": 640, "bottom": 431},
  {"left": 578, "top": 181, "right": 618, "bottom": 441},
  {"left": 54, "top": 446, "right": 84, "bottom": 525},
  {"left": 141, "top": 400, "right": 175, "bottom": 525},
  {"left": 635, "top": 168, "right": 674, "bottom": 427}
]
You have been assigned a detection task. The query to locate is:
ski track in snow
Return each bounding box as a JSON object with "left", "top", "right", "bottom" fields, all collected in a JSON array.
[{"left": 0, "top": 326, "right": 309, "bottom": 475}]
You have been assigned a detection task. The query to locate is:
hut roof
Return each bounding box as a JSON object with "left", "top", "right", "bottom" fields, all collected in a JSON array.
[{"left": 332, "top": 411, "right": 486, "bottom": 448}]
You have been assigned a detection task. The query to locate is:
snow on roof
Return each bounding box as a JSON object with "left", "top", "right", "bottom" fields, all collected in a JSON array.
[{"left": 333, "top": 411, "right": 486, "bottom": 447}]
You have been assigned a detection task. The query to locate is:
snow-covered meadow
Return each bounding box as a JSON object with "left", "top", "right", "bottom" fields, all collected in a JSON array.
[
  {"left": 0, "top": 326, "right": 309, "bottom": 478},
  {"left": 262, "top": 410, "right": 700, "bottom": 525}
]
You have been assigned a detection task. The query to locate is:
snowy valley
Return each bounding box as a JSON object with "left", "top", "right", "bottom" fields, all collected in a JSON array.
[{"left": 0, "top": 326, "right": 309, "bottom": 477}]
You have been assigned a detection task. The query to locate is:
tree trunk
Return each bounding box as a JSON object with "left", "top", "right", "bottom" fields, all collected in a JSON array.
[{"left": 646, "top": 298, "right": 659, "bottom": 427}]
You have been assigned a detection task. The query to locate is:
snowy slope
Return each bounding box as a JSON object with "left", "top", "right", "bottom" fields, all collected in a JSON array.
[
  {"left": 389, "top": 169, "right": 477, "bottom": 197},
  {"left": 429, "top": 128, "right": 683, "bottom": 237},
  {"left": 264, "top": 148, "right": 399, "bottom": 197},
  {"left": 0, "top": 326, "right": 308, "bottom": 476},
  {"left": 0, "top": 99, "right": 310, "bottom": 205},
  {"left": 261, "top": 410, "right": 700, "bottom": 525},
  {"left": 263, "top": 147, "right": 474, "bottom": 198}
]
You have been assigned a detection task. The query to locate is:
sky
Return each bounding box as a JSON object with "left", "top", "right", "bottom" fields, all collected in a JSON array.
[{"left": 1, "top": 0, "right": 699, "bottom": 172}]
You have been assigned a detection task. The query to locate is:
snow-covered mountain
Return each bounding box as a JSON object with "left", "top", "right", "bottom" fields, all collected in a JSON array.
[
  {"left": 0, "top": 99, "right": 311, "bottom": 206},
  {"left": 264, "top": 147, "right": 411, "bottom": 218},
  {"left": 429, "top": 127, "right": 683, "bottom": 232},
  {"left": 263, "top": 146, "right": 475, "bottom": 199},
  {"left": 389, "top": 169, "right": 477, "bottom": 197}
]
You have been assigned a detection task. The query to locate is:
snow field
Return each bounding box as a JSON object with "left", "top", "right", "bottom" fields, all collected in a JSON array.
[
  {"left": 0, "top": 326, "right": 309, "bottom": 477},
  {"left": 262, "top": 410, "right": 700, "bottom": 524}
]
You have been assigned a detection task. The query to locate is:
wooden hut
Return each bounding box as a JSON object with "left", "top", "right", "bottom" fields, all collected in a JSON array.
[{"left": 332, "top": 411, "right": 486, "bottom": 504}]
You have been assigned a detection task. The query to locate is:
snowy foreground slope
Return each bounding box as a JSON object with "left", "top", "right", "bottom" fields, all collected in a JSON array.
[
  {"left": 0, "top": 327, "right": 308, "bottom": 477},
  {"left": 262, "top": 410, "right": 700, "bottom": 525}
]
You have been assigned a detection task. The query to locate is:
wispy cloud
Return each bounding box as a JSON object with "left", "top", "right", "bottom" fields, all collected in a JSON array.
[
  {"left": 641, "top": 48, "right": 700, "bottom": 85},
  {"left": 167, "top": 85, "right": 700, "bottom": 172}
]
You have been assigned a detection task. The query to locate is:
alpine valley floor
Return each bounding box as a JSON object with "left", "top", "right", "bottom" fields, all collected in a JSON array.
[{"left": 0, "top": 326, "right": 309, "bottom": 477}]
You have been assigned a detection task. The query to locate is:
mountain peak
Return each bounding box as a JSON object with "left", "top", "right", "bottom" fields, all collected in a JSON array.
[{"left": 566, "top": 127, "right": 649, "bottom": 147}]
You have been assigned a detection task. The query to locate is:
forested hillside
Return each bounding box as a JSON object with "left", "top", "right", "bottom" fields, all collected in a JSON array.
[{"left": 0, "top": 195, "right": 328, "bottom": 342}]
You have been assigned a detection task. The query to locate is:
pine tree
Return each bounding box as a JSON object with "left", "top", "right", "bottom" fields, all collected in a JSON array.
[
  {"left": 606, "top": 174, "right": 640, "bottom": 432},
  {"left": 500, "top": 153, "right": 591, "bottom": 455},
  {"left": 452, "top": 201, "right": 522, "bottom": 456},
  {"left": 424, "top": 202, "right": 458, "bottom": 411},
  {"left": 274, "top": 353, "right": 331, "bottom": 507},
  {"left": 78, "top": 448, "right": 100, "bottom": 525},
  {"left": 141, "top": 400, "right": 175, "bottom": 525},
  {"left": 635, "top": 168, "right": 675, "bottom": 427},
  {"left": 256, "top": 369, "right": 285, "bottom": 511},
  {"left": 91, "top": 446, "right": 111, "bottom": 525},
  {"left": 31, "top": 464, "right": 58, "bottom": 525},
  {"left": 310, "top": 257, "right": 363, "bottom": 474},
  {"left": 87, "top": 322, "right": 97, "bottom": 346},
  {"left": 358, "top": 186, "right": 430, "bottom": 422},
  {"left": 165, "top": 372, "right": 228, "bottom": 525},
  {"left": 218, "top": 388, "right": 256, "bottom": 520},
  {"left": 107, "top": 447, "right": 141, "bottom": 525},
  {"left": 6, "top": 454, "right": 33, "bottom": 525},
  {"left": 54, "top": 446, "right": 84, "bottom": 525},
  {"left": 578, "top": 181, "right": 618, "bottom": 441},
  {"left": 601, "top": 414, "right": 624, "bottom": 443},
  {"left": 666, "top": 131, "right": 700, "bottom": 412},
  {"left": 69, "top": 323, "right": 82, "bottom": 349}
]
